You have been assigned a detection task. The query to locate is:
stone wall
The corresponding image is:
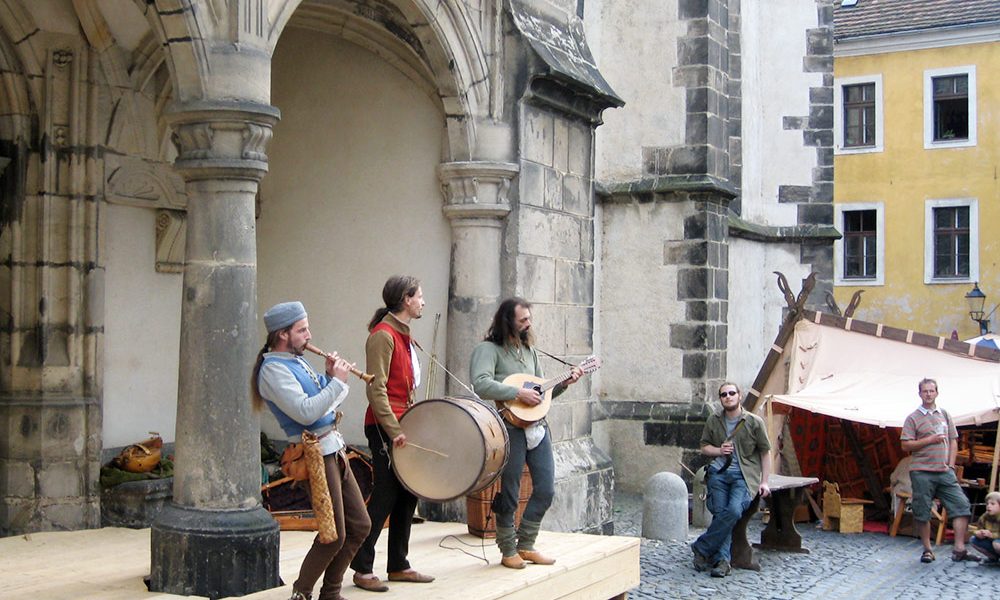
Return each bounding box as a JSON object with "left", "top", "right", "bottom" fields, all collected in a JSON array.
[
  {"left": 509, "top": 101, "right": 613, "bottom": 532},
  {"left": 0, "top": 12, "right": 104, "bottom": 532},
  {"left": 728, "top": 0, "right": 837, "bottom": 386},
  {"left": 591, "top": 0, "right": 836, "bottom": 493},
  {"left": 593, "top": 0, "right": 739, "bottom": 493}
]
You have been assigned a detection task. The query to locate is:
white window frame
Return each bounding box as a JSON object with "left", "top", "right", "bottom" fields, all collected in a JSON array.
[
  {"left": 924, "top": 198, "right": 978, "bottom": 284},
  {"left": 834, "top": 202, "right": 885, "bottom": 286},
  {"left": 834, "top": 75, "right": 884, "bottom": 155},
  {"left": 924, "top": 65, "right": 977, "bottom": 149}
]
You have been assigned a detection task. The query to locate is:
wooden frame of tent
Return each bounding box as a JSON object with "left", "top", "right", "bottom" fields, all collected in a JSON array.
[{"left": 744, "top": 273, "right": 1000, "bottom": 515}]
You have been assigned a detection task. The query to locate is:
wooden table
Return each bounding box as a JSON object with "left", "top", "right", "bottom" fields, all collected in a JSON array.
[{"left": 731, "top": 474, "right": 819, "bottom": 571}]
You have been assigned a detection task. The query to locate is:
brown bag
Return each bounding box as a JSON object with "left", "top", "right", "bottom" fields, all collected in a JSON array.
[
  {"left": 113, "top": 434, "right": 163, "bottom": 473},
  {"left": 280, "top": 443, "right": 309, "bottom": 481}
]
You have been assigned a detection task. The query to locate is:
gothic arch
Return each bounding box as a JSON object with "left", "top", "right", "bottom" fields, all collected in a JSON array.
[
  {"left": 281, "top": 0, "right": 486, "bottom": 159},
  {"left": 0, "top": 0, "right": 41, "bottom": 142},
  {"left": 133, "top": 0, "right": 484, "bottom": 160}
]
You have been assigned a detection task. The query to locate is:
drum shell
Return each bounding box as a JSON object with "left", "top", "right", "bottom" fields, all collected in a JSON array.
[
  {"left": 393, "top": 397, "right": 509, "bottom": 502},
  {"left": 467, "top": 464, "right": 532, "bottom": 538}
]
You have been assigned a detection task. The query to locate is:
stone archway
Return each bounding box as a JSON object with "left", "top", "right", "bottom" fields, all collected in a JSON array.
[{"left": 258, "top": 13, "right": 455, "bottom": 444}]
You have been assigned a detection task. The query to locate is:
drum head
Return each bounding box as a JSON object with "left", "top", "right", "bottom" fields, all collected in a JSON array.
[{"left": 394, "top": 398, "right": 494, "bottom": 502}]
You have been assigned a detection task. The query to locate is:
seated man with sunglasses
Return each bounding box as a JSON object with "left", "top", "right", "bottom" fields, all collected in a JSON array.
[{"left": 691, "top": 382, "right": 771, "bottom": 578}]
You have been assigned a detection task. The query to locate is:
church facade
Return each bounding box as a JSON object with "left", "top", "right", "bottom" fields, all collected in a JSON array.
[{"left": 0, "top": 1, "right": 833, "bottom": 595}]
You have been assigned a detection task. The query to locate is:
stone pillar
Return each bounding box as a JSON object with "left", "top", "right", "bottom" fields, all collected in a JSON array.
[
  {"left": 439, "top": 161, "right": 518, "bottom": 395},
  {"left": 149, "top": 101, "right": 281, "bottom": 598},
  {"left": 412, "top": 162, "right": 516, "bottom": 523}
]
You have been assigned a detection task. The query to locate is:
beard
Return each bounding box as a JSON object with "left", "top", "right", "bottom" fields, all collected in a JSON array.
[{"left": 518, "top": 328, "right": 534, "bottom": 348}]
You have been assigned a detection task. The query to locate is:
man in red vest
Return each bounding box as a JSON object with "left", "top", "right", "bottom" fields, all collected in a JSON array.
[{"left": 351, "top": 275, "right": 432, "bottom": 592}]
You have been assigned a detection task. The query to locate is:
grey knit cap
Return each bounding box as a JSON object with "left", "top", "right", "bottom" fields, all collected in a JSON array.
[{"left": 263, "top": 301, "right": 307, "bottom": 333}]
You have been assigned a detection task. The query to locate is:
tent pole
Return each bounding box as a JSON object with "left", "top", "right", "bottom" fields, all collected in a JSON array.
[
  {"left": 767, "top": 395, "right": 776, "bottom": 470},
  {"left": 991, "top": 418, "right": 1000, "bottom": 492}
]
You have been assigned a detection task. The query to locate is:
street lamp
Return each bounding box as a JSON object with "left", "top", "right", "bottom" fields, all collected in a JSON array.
[{"left": 966, "top": 282, "right": 993, "bottom": 335}]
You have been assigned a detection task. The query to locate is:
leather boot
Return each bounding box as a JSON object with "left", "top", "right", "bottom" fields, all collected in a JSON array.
[
  {"left": 516, "top": 519, "right": 556, "bottom": 565},
  {"left": 317, "top": 579, "right": 345, "bottom": 600}
]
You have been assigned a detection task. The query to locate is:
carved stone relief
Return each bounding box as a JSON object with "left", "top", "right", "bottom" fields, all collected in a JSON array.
[
  {"left": 154, "top": 209, "right": 186, "bottom": 274},
  {"left": 105, "top": 155, "right": 188, "bottom": 272}
]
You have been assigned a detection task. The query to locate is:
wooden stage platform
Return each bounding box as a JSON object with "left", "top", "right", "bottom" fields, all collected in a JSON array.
[{"left": 1, "top": 521, "right": 640, "bottom": 600}]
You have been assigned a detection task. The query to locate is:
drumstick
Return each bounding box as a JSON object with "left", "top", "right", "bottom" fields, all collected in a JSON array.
[
  {"left": 406, "top": 442, "right": 449, "bottom": 458},
  {"left": 304, "top": 343, "right": 375, "bottom": 384}
]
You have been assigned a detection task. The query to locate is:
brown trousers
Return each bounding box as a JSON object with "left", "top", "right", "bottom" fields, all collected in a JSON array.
[{"left": 294, "top": 451, "right": 372, "bottom": 600}]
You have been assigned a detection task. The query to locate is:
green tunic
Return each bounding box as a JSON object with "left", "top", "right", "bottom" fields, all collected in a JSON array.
[{"left": 470, "top": 341, "right": 567, "bottom": 403}]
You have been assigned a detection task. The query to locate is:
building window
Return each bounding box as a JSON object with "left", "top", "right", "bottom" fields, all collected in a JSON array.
[
  {"left": 924, "top": 198, "right": 978, "bottom": 284},
  {"left": 834, "top": 203, "right": 884, "bottom": 286},
  {"left": 932, "top": 206, "right": 969, "bottom": 278},
  {"left": 924, "top": 66, "right": 976, "bottom": 149},
  {"left": 834, "top": 75, "right": 883, "bottom": 154},
  {"left": 844, "top": 83, "right": 876, "bottom": 148},
  {"left": 932, "top": 75, "right": 968, "bottom": 141},
  {"left": 843, "top": 209, "right": 877, "bottom": 278}
]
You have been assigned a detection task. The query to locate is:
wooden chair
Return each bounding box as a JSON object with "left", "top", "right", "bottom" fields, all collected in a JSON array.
[
  {"left": 889, "top": 490, "right": 947, "bottom": 544},
  {"left": 822, "top": 481, "right": 873, "bottom": 534}
]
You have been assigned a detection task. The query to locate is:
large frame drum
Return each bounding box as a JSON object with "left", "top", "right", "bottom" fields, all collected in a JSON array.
[{"left": 393, "top": 397, "right": 509, "bottom": 502}]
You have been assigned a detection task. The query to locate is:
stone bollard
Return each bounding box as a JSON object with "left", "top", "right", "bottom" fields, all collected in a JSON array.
[
  {"left": 642, "top": 471, "right": 689, "bottom": 541},
  {"left": 691, "top": 466, "right": 713, "bottom": 528}
]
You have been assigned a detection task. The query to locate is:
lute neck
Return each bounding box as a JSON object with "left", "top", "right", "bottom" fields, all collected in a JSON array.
[{"left": 539, "top": 366, "right": 576, "bottom": 393}]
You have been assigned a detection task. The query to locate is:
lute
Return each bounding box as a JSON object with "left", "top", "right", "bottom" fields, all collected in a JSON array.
[{"left": 500, "top": 356, "right": 602, "bottom": 427}]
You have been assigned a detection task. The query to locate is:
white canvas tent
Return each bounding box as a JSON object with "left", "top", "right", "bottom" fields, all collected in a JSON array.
[
  {"left": 767, "top": 320, "right": 1000, "bottom": 428},
  {"left": 751, "top": 313, "right": 1000, "bottom": 493}
]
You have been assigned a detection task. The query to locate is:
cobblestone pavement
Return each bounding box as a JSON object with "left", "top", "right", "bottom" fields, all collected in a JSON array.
[{"left": 613, "top": 492, "right": 998, "bottom": 600}]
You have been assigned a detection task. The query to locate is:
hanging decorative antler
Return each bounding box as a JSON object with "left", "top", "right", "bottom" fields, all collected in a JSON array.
[
  {"left": 746, "top": 272, "right": 819, "bottom": 410},
  {"left": 825, "top": 291, "right": 842, "bottom": 316},
  {"left": 794, "top": 273, "right": 817, "bottom": 310},
  {"left": 843, "top": 290, "right": 864, "bottom": 318},
  {"left": 775, "top": 272, "right": 796, "bottom": 308}
]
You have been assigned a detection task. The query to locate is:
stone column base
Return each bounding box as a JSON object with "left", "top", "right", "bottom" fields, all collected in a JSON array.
[
  {"left": 101, "top": 477, "right": 173, "bottom": 528},
  {"left": 149, "top": 504, "right": 280, "bottom": 598}
]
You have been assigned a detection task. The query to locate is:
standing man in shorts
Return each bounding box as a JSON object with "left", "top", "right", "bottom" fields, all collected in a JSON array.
[{"left": 901, "top": 378, "right": 977, "bottom": 563}]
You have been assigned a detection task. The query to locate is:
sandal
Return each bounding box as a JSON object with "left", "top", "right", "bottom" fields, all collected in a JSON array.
[
  {"left": 920, "top": 549, "right": 935, "bottom": 563},
  {"left": 952, "top": 549, "right": 981, "bottom": 562}
]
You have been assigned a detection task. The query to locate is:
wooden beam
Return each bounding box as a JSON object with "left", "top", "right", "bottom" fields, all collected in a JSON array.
[{"left": 802, "top": 310, "right": 1000, "bottom": 363}]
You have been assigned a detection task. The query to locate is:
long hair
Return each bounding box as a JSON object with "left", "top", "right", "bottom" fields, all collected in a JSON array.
[
  {"left": 251, "top": 327, "right": 289, "bottom": 412},
  {"left": 484, "top": 297, "right": 534, "bottom": 348},
  {"left": 368, "top": 275, "right": 421, "bottom": 331}
]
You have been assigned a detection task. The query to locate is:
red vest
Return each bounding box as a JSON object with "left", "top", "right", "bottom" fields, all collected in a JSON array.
[{"left": 364, "top": 321, "right": 415, "bottom": 427}]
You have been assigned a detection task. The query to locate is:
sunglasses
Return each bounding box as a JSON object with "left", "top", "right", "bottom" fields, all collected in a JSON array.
[{"left": 719, "top": 390, "right": 739, "bottom": 398}]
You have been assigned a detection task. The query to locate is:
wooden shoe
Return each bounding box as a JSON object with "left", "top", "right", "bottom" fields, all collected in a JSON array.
[
  {"left": 518, "top": 550, "right": 556, "bottom": 565},
  {"left": 501, "top": 554, "right": 526, "bottom": 569}
]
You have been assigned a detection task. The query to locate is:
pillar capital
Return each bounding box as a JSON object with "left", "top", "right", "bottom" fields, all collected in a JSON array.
[
  {"left": 166, "top": 101, "right": 281, "bottom": 181},
  {"left": 438, "top": 161, "right": 518, "bottom": 220}
]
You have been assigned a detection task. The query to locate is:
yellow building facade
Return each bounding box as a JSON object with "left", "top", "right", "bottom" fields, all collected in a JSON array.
[{"left": 834, "top": 17, "right": 1000, "bottom": 338}]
